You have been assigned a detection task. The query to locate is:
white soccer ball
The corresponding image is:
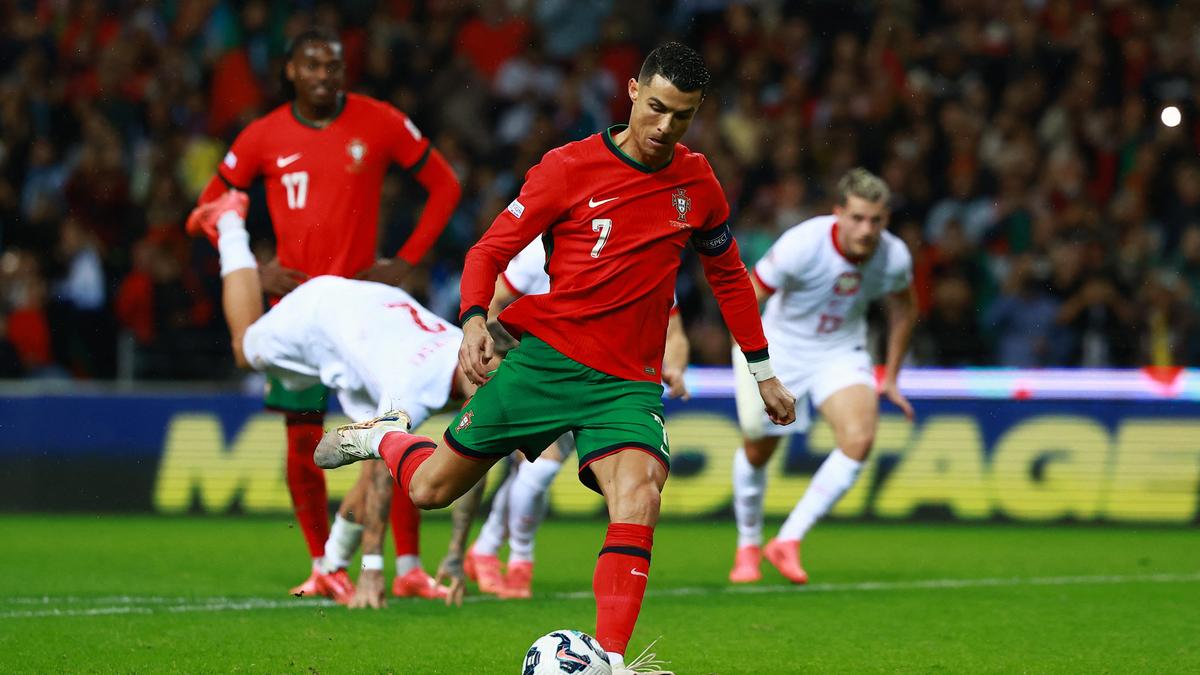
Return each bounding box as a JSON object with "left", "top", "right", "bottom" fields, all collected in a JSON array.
[{"left": 522, "top": 629, "right": 612, "bottom": 675}]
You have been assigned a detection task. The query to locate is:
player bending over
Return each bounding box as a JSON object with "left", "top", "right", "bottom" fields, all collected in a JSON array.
[
  {"left": 464, "top": 240, "right": 691, "bottom": 599},
  {"left": 192, "top": 26, "right": 461, "bottom": 597},
  {"left": 186, "top": 189, "right": 483, "bottom": 606},
  {"left": 728, "top": 168, "right": 917, "bottom": 585},
  {"left": 314, "top": 42, "right": 795, "bottom": 674}
]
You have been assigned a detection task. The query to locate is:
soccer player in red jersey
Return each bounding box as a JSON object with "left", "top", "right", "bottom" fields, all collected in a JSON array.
[
  {"left": 316, "top": 43, "right": 795, "bottom": 672},
  {"left": 188, "top": 27, "right": 461, "bottom": 598}
]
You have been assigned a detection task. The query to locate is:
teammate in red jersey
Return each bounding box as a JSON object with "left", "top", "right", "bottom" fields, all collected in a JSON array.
[
  {"left": 189, "top": 27, "right": 461, "bottom": 598},
  {"left": 316, "top": 43, "right": 794, "bottom": 673}
]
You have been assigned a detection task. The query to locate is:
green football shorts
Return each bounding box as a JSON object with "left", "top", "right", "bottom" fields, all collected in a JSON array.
[
  {"left": 445, "top": 336, "right": 670, "bottom": 494},
  {"left": 263, "top": 374, "right": 329, "bottom": 415}
]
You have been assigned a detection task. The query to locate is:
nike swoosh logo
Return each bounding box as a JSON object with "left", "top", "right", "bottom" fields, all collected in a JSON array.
[
  {"left": 588, "top": 196, "right": 618, "bottom": 208},
  {"left": 557, "top": 649, "right": 588, "bottom": 665},
  {"left": 276, "top": 153, "right": 302, "bottom": 168},
  {"left": 630, "top": 569, "right": 648, "bottom": 579}
]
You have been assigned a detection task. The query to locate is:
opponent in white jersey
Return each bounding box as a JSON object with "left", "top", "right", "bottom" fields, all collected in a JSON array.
[
  {"left": 187, "top": 189, "right": 487, "bottom": 608},
  {"left": 729, "top": 168, "right": 917, "bottom": 585},
  {"left": 245, "top": 276, "right": 460, "bottom": 426},
  {"left": 464, "top": 238, "right": 691, "bottom": 599}
]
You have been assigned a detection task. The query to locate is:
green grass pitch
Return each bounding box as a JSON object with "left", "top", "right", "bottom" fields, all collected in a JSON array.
[{"left": 1, "top": 515, "right": 1197, "bottom": 673}]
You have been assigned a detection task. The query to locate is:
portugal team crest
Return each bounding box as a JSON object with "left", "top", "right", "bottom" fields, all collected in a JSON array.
[
  {"left": 670, "top": 188, "right": 692, "bottom": 229},
  {"left": 346, "top": 138, "right": 367, "bottom": 172},
  {"left": 834, "top": 271, "right": 862, "bottom": 296},
  {"left": 456, "top": 410, "right": 474, "bottom": 432}
]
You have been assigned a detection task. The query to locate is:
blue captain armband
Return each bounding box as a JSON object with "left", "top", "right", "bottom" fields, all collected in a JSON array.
[{"left": 691, "top": 222, "right": 733, "bottom": 256}]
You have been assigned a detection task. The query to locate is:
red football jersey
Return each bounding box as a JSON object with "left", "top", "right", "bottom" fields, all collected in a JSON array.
[
  {"left": 217, "top": 93, "right": 430, "bottom": 277},
  {"left": 461, "top": 126, "right": 768, "bottom": 382}
]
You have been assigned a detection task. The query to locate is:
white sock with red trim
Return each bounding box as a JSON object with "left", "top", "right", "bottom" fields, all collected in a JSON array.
[
  {"left": 732, "top": 447, "right": 767, "bottom": 548},
  {"left": 320, "top": 514, "right": 362, "bottom": 573},
  {"left": 473, "top": 471, "right": 514, "bottom": 556},
  {"left": 778, "top": 448, "right": 861, "bottom": 541},
  {"left": 507, "top": 457, "right": 561, "bottom": 562}
]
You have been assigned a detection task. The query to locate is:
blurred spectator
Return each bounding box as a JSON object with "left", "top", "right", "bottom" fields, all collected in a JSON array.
[
  {"left": 115, "top": 235, "right": 214, "bottom": 379},
  {"left": 0, "top": 312, "right": 24, "bottom": 377},
  {"left": 916, "top": 276, "right": 984, "bottom": 366},
  {"left": 983, "top": 255, "right": 1064, "bottom": 367},
  {"left": 456, "top": 1, "right": 530, "bottom": 82},
  {"left": 1139, "top": 270, "right": 1196, "bottom": 366},
  {"left": 0, "top": 250, "right": 60, "bottom": 377},
  {"left": 1171, "top": 226, "right": 1200, "bottom": 315},
  {"left": 49, "top": 217, "right": 115, "bottom": 378},
  {"left": 533, "top": 0, "right": 613, "bottom": 60},
  {"left": 1162, "top": 162, "right": 1200, "bottom": 253}
]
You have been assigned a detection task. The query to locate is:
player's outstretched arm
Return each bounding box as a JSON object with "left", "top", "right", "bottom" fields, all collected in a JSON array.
[
  {"left": 459, "top": 150, "right": 569, "bottom": 344},
  {"left": 389, "top": 148, "right": 462, "bottom": 275},
  {"left": 691, "top": 227, "right": 796, "bottom": 424},
  {"left": 356, "top": 148, "right": 462, "bottom": 286},
  {"left": 661, "top": 312, "right": 690, "bottom": 400},
  {"left": 436, "top": 478, "right": 485, "bottom": 607},
  {"left": 489, "top": 276, "right": 518, "bottom": 320},
  {"left": 348, "top": 460, "right": 394, "bottom": 609},
  {"left": 881, "top": 285, "right": 918, "bottom": 421},
  {"left": 185, "top": 187, "right": 260, "bottom": 368}
]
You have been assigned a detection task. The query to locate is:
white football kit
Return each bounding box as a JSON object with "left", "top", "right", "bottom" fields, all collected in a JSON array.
[
  {"left": 735, "top": 215, "right": 912, "bottom": 438},
  {"left": 242, "top": 276, "right": 460, "bottom": 425}
]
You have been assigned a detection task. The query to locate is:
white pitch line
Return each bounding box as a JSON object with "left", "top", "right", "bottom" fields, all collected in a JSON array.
[
  {"left": 0, "top": 598, "right": 336, "bottom": 619},
  {"left": 1, "top": 571, "right": 1197, "bottom": 619}
]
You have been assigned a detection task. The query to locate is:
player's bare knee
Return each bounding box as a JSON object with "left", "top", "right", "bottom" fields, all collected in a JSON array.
[
  {"left": 407, "top": 480, "right": 439, "bottom": 510},
  {"left": 838, "top": 428, "right": 875, "bottom": 460}
]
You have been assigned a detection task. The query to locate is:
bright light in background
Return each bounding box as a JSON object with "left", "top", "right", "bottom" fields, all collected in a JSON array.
[{"left": 1160, "top": 105, "right": 1182, "bottom": 127}]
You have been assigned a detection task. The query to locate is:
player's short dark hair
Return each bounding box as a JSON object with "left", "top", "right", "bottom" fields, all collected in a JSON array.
[
  {"left": 287, "top": 26, "right": 342, "bottom": 60},
  {"left": 638, "top": 42, "right": 710, "bottom": 95}
]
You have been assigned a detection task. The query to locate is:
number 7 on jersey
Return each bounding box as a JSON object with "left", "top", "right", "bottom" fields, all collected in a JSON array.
[{"left": 591, "top": 218, "right": 612, "bottom": 258}]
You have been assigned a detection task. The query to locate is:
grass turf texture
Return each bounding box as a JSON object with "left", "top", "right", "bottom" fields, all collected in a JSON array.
[{"left": 0, "top": 516, "right": 1197, "bottom": 674}]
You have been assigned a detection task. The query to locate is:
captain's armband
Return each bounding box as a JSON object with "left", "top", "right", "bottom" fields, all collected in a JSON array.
[{"left": 691, "top": 222, "right": 733, "bottom": 256}]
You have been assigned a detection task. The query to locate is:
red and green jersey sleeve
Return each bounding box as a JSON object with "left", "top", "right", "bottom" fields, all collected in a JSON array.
[
  {"left": 217, "top": 120, "right": 265, "bottom": 189},
  {"left": 459, "top": 149, "right": 571, "bottom": 323},
  {"left": 384, "top": 105, "right": 431, "bottom": 170},
  {"left": 688, "top": 159, "right": 768, "bottom": 362}
]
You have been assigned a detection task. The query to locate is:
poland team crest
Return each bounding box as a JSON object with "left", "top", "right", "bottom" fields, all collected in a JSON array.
[{"left": 833, "top": 271, "right": 862, "bottom": 296}]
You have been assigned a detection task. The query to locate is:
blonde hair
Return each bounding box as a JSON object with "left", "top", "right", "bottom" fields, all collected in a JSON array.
[{"left": 836, "top": 168, "right": 891, "bottom": 206}]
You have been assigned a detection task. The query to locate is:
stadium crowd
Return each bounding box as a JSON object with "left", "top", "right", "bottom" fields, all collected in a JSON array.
[{"left": 2, "top": 0, "right": 1200, "bottom": 380}]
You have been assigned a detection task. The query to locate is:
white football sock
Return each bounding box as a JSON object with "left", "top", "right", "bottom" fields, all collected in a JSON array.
[
  {"left": 216, "top": 212, "right": 256, "bottom": 277},
  {"left": 320, "top": 514, "right": 363, "bottom": 573},
  {"left": 507, "top": 457, "right": 561, "bottom": 562},
  {"left": 778, "top": 448, "right": 862, "bottom": 542},
  {"left": 732, "top": 447, "right": 768, "bottom": 548},
  {"left": 395, "top": 554, "right": 420, "bottom": 576},
  {"left": 310, "top": 558, "right": 322, "bottom": 572},
  {"left": 472, "top": 471, "right": 515, "bottom": 556}
]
